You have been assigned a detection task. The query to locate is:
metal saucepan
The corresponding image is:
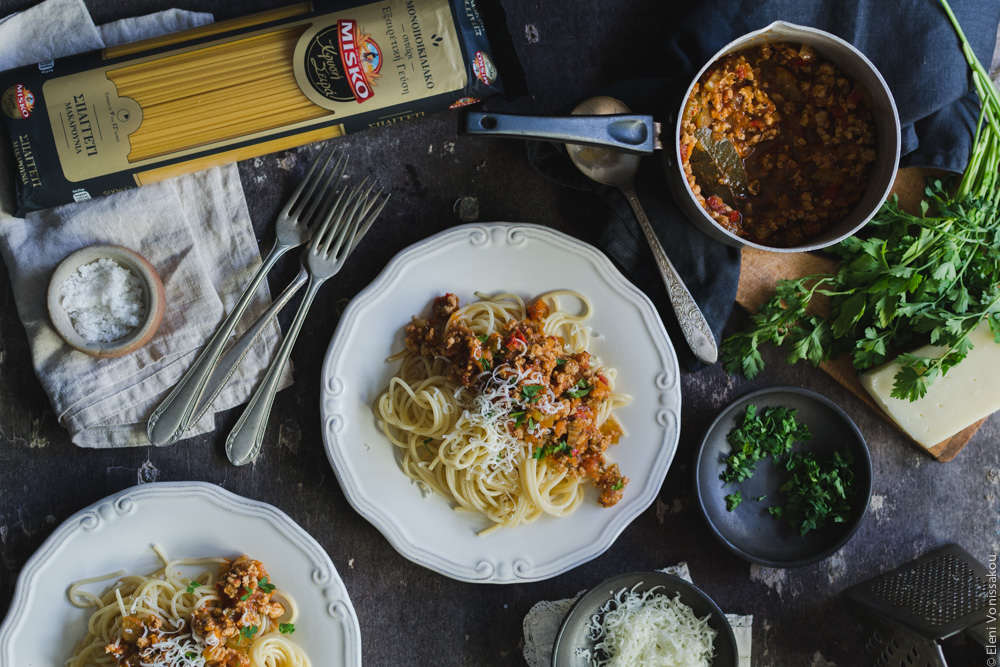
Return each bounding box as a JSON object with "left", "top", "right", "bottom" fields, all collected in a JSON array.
[{"left": 465, "top": 21, "right": 901, "bottom": 253}]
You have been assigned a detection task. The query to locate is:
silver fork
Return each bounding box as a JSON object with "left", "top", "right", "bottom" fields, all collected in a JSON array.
[
  {"left": 146, "top": 147, "right": 348, "bottom": 447},
  {"left": 226, "top": 181, "right": 390, "bottom": 466},
  {"left": 186, "top": 188, "right": 382, "bottom": 426}
]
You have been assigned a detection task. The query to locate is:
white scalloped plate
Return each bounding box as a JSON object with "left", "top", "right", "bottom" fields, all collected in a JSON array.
[
  {"left": 0, "top": 482, "right": 360, "bottom": 667},
  {"left": 321, "top": 223, "right": 681, "bottom": 583}
]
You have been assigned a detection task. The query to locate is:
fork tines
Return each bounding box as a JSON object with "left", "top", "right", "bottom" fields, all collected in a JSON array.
[
  {"left": 351, "top": 189, "right": 391, "bottom": 252},
  {"left": 287, "top": 146, "right": 349, "bottom": 223},
  {"left": 310, "top": 181, "right": 389, "bottom": 260}
]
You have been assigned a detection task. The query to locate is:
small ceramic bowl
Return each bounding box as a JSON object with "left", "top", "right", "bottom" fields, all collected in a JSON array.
[
  {"left": 694, "top": 386, "right": 873, "bottom": 568},
  {"left": 47, "top": 244, "right": 165, "bottom": 358}
]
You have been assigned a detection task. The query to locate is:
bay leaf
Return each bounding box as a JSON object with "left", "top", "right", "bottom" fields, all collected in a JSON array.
[{"left": 690, "top": 127, "right": 750, "bottom": 207}]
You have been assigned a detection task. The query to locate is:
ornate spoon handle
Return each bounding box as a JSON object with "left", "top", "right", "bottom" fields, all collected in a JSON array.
[{"left": 620, "top": 183, "right": 718, "bottom": 365}]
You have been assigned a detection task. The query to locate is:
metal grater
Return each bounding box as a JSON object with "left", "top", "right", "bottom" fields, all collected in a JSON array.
[{"left": 843, "top": 543, "right": 995, "bottom": 667}]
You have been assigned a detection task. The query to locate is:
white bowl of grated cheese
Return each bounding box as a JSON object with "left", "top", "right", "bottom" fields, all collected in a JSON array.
[{"left": 47, "top": 244, "right": 165, "bottom": 358}]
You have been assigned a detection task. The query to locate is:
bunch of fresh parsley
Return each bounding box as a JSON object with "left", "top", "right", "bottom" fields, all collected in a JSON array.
[{"left": 721, "top": 0, "right": 1000, "bottom": 402}]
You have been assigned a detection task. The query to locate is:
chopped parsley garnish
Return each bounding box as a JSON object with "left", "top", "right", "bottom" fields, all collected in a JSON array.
[
  {"left": 521, "top": 385, "right": 542, "bottom": 401},
  {"left": 527, "top": 417, "right": 536, "bottom": 431},
  {"left": 510, "top": 411, "right": 525, "bottom": 427},
  {"left": 555, "top": 358, "right": 566, "bottom": 366},
  {"left": 611, "top": 478, "right": 625, "bottom": 491},
  {"left": 258, "top": 576, "right": 275, "bottom": 594},
  {"left": 778, "top": 449, "right": 856, "bottom": 536},
  {"left": 566, "top": 379, "right": 591, "bottom": 399},
  {"left": 725, "top": 491, "right": 743, "bottom": 511},
  {"left": 721, "top": 404, "right": 811, "bottom": 484},
  {"left": 185, "top": 652, "right": 198, "bottom": 660},
  {"left": 279, "top": 623, "right": 296, "bottom": 635},
  {"left": 239, "top": 624, "right": 259, "bottom": 643},
  {"left": 477, "top": 334, "right": 488, "bottom": 343},
  {"left": 532, "top": 439, "right": 569, "bottom": 460},
  {"left": 185, "top": 581, "right": 200, "bottom": 594},
  {"left": 480, "top": 357, "right": 491, "bottom": 371},
  {"left": 720, "top": 404, "right": 857, "bottom": 536}
]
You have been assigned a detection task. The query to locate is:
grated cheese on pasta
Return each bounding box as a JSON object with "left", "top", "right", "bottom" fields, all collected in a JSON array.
[
  {"left": 579, "top": 584, "right": 718, "bottom": 667},
  {"left": 455, "top": 364, "right": 564, "bottom": 474},
  {"left": 139, "top": 627, "right": 208, "bottom": 667}
]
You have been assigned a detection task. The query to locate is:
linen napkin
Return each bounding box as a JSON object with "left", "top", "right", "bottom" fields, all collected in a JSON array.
[
  {"left": 0, "top": 0, "right": 289, "bottom": 448},
  {"left": 526, "top": 0, "right": 1000, "bottom": 372},
  {"left": 522, "top": 563, "right": 753, "bottom": 667}
]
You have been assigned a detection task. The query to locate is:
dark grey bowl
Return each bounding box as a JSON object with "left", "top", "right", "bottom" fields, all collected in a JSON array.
[
  {"left": 551, "top": 571, "right": 738, "bottom": 667},
  {"left": 694, "top": 386, "right": 873, "bottom": 568}
]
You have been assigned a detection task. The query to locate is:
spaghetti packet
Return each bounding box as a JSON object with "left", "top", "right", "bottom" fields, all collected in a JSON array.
[{"left": 0, "top": 0, "right": 515, "bottom": 215}]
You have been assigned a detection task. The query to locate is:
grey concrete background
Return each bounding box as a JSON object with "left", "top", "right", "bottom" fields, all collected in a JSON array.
[{"left": 0, "top": 1, "right": 997, "bottom": 665}]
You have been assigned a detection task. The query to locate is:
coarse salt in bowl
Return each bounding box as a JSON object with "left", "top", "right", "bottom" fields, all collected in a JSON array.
[
  {"left": 60, "top": 257, "right": 145, "bottom": 342},
  {"left": 47, "top": 244, "right": 165, "bottom": 358}
]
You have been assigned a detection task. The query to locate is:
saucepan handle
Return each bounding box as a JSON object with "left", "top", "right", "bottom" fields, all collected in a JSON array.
[{"left": 464, "top": 111, "right": 658, "bottom": 155}]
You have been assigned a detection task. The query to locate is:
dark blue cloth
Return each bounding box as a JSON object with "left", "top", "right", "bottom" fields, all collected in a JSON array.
[{"left": 527, "top": 0, "right": 1000, "bottom": 370}]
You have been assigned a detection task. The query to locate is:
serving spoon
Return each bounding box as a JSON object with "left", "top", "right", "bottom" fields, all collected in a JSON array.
[{"left": 565, "top": 96, "right": 718, "bottom": 364}]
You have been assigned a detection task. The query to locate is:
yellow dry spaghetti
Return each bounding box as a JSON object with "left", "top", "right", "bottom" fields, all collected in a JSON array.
[
  {"left": 374, "top": 291, "right": 630, "bottom": 535},
  {"left": 66, "top": 546, "right": 308, "bottom": 667},
  {"left": 106, "top": 26, "right": 336, "bottom": 162},
  {"left": 0, "top": 0, "right": 506, "bottom": 214}
]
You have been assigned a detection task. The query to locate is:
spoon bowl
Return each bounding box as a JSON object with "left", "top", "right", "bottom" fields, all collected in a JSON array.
[{"left": 565, "top": 97, "right": 643, "bottom": 187}]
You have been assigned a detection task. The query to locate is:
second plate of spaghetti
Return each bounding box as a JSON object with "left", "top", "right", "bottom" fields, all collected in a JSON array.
[
  {"left": 0, "top": 482, "right": 360, "bottom": 667},
  {"left": 321, "top": 224, "right": 681, "bottom": 583}
]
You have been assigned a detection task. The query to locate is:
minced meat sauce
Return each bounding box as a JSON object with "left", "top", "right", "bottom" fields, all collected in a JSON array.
[
  {"left": 404, "top": 294, "right": 629, "bottom": 507},
  {"left": 680, "top": 42, "right": 877, "bottom": 247},
  {"left": 105, "top": 556, "right": 285, "bottom": 667}
]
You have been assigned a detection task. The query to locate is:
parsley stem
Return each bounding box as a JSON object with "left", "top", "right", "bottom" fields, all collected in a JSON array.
[{"left": 939, "top": 0, "right": 1000, "bottom": 200}]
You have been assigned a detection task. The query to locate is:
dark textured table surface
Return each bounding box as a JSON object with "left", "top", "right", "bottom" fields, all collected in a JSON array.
[{"left": 0, "top": 1, "right": 998, "bottom": 666}]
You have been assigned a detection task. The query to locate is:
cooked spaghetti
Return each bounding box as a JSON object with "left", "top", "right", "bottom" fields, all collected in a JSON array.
[
  {"left": 375, "top": 292, "right": 631, "bottom": 534},
  {"left": 67, "top": 547, "right": 308, "bottom": 667}
]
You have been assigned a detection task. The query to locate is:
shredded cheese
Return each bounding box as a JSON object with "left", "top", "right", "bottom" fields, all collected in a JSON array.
[
  {"left": 579, "top": 584, "right": 718, "bottom": 667},
  {"left": 138, "top": 628, "right": 208, "bottom": 667},
  {"left": 452, "top": 364, "right": 566, "bottom": 475}
]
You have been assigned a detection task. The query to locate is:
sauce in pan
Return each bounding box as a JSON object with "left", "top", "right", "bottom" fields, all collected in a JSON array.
[{"left": 680, "top": 43, "right": 877, "bottom": 247}]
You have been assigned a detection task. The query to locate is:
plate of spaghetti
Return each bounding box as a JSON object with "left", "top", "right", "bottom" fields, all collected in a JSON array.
[
  {"left": 321, "top": 223, "right": 681, "bottom": 583},
  {"left": 0, "top": 482, "right": 360, "bottom": 667}
]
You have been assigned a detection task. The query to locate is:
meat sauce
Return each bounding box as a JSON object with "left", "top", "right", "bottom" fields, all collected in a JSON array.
[
  {"left": 680, "top": 43, "right": 877, "bottom": 247},
  {"left": 105, "top": 557, "right": 285, "bottom": 667},
  {"left": 404, "top": 294, "right": 629, "bottom": 507}
]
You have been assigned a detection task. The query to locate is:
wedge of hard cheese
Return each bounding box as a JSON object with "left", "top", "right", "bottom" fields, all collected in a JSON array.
[{"left": 861, "top": 322, "right": 1000, "bottom": 450}]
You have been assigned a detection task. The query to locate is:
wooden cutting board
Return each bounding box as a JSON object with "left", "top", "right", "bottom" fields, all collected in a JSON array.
[{"left": 734, "top": 167, "right": 982, "bottom": 462}]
